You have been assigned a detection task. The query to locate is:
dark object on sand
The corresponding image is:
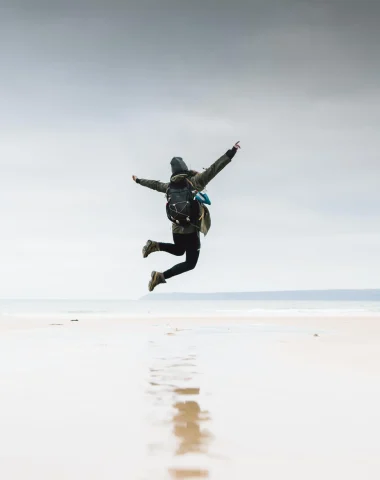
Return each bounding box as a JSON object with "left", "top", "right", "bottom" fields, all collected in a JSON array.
[
  {"left": 71, "top": 319, "right": 79, "bottom": 322},
  {"left": 313, "top": 333, "right": 319, "bottom": 337}
]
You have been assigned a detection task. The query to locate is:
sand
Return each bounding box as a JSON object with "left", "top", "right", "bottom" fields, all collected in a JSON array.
[{"left": 0, "top": 314, "right": 379, "bottom": 479}]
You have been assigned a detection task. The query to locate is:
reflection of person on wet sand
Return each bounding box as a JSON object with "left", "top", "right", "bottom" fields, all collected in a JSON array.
[{"left": 172, "top": 401, "right": 212, "bottom": 456}]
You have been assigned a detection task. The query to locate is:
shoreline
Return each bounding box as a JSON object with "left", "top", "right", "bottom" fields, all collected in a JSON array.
[{"left": 1, "top": 312, "right": 380, "bottom": 334}]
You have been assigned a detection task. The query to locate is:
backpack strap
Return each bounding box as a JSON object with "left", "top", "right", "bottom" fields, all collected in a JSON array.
[{"left": 185, "top": 178, "right": 199, "bottom": 194}]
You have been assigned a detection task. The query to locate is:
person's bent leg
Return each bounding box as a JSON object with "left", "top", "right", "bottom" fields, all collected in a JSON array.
[
  {"left": 158, "top": 233, "right": 186, "bottom": 256},
  {"left": 163, "top": 233, "right": 200, "bottom": 280}
]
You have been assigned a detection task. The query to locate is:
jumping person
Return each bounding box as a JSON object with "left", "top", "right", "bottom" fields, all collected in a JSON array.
[{"left": 132, "top": 141, "right": 241, "bottom": 291}]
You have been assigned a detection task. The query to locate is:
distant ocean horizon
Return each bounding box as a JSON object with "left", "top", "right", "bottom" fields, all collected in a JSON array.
[
  {"left": 141, "top": 289, "right": 380, "bottom": 302},
  {"left": 1, "top": 294, "right": 380, "bottom": 319}
]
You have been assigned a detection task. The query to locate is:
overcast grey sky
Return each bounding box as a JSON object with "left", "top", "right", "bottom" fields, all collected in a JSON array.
[{"left": 0, "top": 0, "right": 379, "bottom": 299}]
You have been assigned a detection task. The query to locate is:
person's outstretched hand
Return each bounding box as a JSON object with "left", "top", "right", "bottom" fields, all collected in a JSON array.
[
  {"left": 132, "top": 175, "right": 137, "bottom": 182},
  {"left": 226, "top": 140, "right": 241, "bottom": 159}
]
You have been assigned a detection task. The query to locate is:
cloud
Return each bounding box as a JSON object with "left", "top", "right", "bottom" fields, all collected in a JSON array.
[{"left": 0, "top": 0, "right": 379, "bottom": 297}]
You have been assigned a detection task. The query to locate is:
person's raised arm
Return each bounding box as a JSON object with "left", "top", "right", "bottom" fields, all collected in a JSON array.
[
  {"left": 132, "top": 175, "right": 168, "bottom": 193},
  {"left": 190, "top": 141, "right": 240, "bottom": 191}
]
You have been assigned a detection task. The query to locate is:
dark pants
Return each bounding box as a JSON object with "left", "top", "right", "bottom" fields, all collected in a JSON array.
[{"left": 159, "top": 232, "right": 201, "bottom": 280}]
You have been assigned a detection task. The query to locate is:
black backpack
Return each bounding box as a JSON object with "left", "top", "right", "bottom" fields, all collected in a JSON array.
[{"left": 165, "top": 179, "right": 200, "bottom": 227}]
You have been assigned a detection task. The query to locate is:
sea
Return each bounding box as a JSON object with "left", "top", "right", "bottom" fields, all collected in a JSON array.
[{"left": 1, "top": 298, "right": 380, "bottom": 320}]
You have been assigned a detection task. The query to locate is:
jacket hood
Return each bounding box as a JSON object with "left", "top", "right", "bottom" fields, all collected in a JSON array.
[{"left": 170, "top": 157, "right": 188, "bottom": 175}]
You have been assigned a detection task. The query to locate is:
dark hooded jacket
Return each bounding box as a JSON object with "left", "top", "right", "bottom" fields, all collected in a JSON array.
[{"left": 136, "top": 149, "right": 236, "bottom": 235}]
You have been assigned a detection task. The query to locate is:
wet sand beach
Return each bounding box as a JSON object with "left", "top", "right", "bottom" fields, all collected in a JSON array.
[{"left": 0, "top": 315, "right": 379, "bottom": 479}]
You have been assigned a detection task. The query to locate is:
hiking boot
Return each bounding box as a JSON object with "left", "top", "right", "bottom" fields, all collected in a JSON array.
[
  {"left": 142, "top": 240, "right": 160, "bottom": 258},
  {"left": 148, "top": 271, "right": 166, "bottom": 292}
]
